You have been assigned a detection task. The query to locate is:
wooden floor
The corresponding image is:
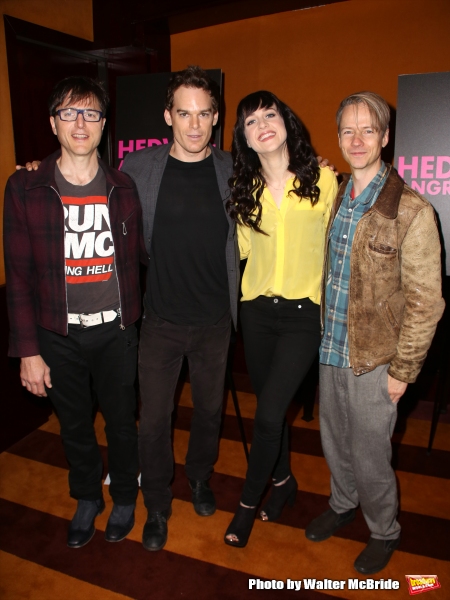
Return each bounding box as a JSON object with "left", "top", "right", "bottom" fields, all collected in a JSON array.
[{"left": 1, "top": 381, "right": 449, "bottom": 599}]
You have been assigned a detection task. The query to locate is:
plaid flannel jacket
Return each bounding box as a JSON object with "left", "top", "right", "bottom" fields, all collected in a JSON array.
[{"left": 4, "top": 150, "right": 144, "bottom": 358}]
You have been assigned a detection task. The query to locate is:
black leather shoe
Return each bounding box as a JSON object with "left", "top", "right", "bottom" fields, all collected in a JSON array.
[
  {"left": 67, "top": 498, "right": 105, "bottom": 548},
  {"left": 305, "top": 508, "right": 356, "bottom": 542},
  {"left": 354, "top": 536, "right": 400, "bottom": 574},
  {"left": 189, "top": 480, "right": 216, "bottom": 516},
  {"left": 105, "top": 504, "right": 135, "bottom": 542},
  {"left": 142, "top": 507, "right": 172, "bottom": 551}
]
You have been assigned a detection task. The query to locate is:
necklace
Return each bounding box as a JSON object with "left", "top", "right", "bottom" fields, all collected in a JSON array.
[
  {"left": 265, "top": 182, "right": 285, "bottom": 191},
  {"left": 262, "top": 171, "right": 291, "bottom": 191}
]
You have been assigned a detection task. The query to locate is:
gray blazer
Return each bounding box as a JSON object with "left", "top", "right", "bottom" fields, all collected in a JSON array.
[{"left": 122, "top": 143, "right": 239, "bottom": 328}]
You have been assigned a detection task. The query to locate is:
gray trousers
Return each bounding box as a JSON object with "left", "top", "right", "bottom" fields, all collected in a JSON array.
[{"left": 319, "top": 364, "right": 401, "bottom": 540}]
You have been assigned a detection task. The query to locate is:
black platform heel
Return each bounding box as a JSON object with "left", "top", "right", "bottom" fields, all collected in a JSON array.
[
  {"left": 224, "top": 504, "right": 257, "bottom": 548},
  {"left": 259, "top": 475, "right": 298, "bottom": 521}
]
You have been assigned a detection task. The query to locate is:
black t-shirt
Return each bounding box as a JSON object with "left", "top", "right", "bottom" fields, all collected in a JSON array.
[
  {"left": 146, "top": 154, "right": 230, "bottom": 325},
  {"left": 56, "top": 165, "right": 120, "bottom": 314}
]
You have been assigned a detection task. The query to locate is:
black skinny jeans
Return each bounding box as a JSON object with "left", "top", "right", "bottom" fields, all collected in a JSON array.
[
  {"left": 38, "top": 320, "right": 139, "bottom": 505},
  {"left": 240, "top": 296, "right": 320, "bottom": 506}
]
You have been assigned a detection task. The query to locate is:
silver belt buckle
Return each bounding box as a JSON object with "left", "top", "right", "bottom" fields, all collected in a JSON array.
[{"left": 79, "top": 314, "right": 91, "bottom": 328}]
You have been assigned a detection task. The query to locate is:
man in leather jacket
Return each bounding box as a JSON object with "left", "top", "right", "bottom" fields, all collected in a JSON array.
[{"left": 305, "top": 91, "right": 444, "bottom": 574}]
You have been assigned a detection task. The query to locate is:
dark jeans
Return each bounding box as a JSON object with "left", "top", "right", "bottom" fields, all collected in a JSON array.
[
  {"left": 138, "top": 310, "right": 231, "bottom": 512},
  {"left": 240, "top": 296, "right": 320, "bottom": 506},
  {"left": 38, "top": 320, "right": 139, "bottom": 505}
]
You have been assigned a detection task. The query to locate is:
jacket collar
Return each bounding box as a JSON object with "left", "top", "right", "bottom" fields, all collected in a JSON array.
[
  {"left": 370, "top": 165, "right": 404, "bottom": 219},
  {"left": 336, "top": 165, "right": 404, "bottom": 220},
  {"left": 24, "top": 149, "right": 134, "bottom": 190}
]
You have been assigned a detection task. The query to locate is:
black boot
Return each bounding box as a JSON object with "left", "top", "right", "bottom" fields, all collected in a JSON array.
[
  {"left": 67, "top": 498, "right": 105, "bottom": 548},
  {"left": 224, "top": 504, "right": 257, "bottom": 548},
  {"left": 260, "top": 475, "right": 298, "bottom": 521},
  {"left": 105, "top": 504, "right": 135, "bottom": 542},
  {"left": 189, "top": 480, "right": 216, "bottom": 516},
  {"left": 142, "top": 507, "right": 172, "bottom": 551}
]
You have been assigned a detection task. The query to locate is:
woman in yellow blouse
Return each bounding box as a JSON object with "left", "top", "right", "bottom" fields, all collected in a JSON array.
[{"left": 224, "top": 91, "right": 337, "bottom": 547}]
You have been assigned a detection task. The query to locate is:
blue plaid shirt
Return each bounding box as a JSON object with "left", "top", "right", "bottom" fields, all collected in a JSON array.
[{"left": 320, "top": 162, "right": 388, "bottom": 367}]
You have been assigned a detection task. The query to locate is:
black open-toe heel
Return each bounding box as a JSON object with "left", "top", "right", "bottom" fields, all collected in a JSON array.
[
  {"left": 224, "top": 505, "right": 257, "bottom": 548},
  {"left": 259, "top": 475, "right": 298, "bottom": 521}
]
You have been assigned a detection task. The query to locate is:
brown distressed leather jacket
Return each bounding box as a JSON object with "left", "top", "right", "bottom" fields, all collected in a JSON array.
[{"left": 321, "top": 165, "right": 445, "bottom": 383}]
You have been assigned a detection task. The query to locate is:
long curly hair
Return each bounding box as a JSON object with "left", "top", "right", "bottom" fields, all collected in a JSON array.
[{"left": 227, "top": 91, "right": 320, "bottom": 233}]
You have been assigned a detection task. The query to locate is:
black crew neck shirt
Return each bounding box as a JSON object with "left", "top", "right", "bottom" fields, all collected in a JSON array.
[{"left": 146, "top": 154, "right": 230, "bottom": 325}]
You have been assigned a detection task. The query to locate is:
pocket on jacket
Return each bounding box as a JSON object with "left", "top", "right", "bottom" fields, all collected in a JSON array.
[
  {"left": 382, "top": 301, "right": 400, "bottom": 335},
  {"left": 368, "top": 241, "right": 397, "bottom": 256},
  {"left": 379, "top": 290, "right": 405, "bottom": 336}
]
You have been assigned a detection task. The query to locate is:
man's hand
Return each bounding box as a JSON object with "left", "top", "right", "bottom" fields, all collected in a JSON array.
[
  {"left": 20, "top": 355, "right": 51, "bottom": 397},
  {"left": 387, "top": 374, "right": 408, "bottom": 404},
  {"left": 16, "top": 161, "right": 41, "bottom": 171},
  {"left": 316, "top": 156, "right": 339, "bottom": 176}
]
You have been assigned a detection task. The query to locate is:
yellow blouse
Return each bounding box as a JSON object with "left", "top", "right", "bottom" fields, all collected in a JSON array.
[{"left": 238, "top": 167, "right": 337, "bottom": 304}]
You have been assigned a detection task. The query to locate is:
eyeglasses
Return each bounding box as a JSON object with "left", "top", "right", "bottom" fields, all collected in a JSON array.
[{"left": 55, "top": 108, "right": 103, "bottom": 122}]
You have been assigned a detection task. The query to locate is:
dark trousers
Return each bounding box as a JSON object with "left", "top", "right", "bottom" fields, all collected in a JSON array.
[
  {"left": 138, "top": 310, "right": 231, "bottom": 512},
  {"left": 240, "top": 296, "right": 320, "bottom": 506},
  {"left": 38, "top": 320, "right": 139, "bottom": 505}
]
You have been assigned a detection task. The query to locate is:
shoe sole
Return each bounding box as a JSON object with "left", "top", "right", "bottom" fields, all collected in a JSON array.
[
  {"left": 305, "top": 512, "right": 356, "bottom": 542},
  {"left": 143, "top": 539, "right": 167, "bottom": 552},
  {"left": 354, "top": 560, "right": 391, "bottom": 575},
  {"left": 194, "top": 505, "right": 216, "bottom": 517}
]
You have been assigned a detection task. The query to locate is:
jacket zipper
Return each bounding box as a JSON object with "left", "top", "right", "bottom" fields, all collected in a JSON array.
[
  {"left": 121, "top": 210, "right": 135, "bottom": 236},
  {"left": 50, "top": 186, "right": 70, "bottom": 334},
  {"left": 347, "top": 209, "right": 372, "bottom": 370},
  {"left": 107, "top": 186, "right": 125, "bottom": 330}
]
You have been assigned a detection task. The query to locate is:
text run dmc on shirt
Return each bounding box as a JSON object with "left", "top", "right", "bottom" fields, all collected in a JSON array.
[{"left": 63, "top": 195, "right": 114, "bottom": 284}]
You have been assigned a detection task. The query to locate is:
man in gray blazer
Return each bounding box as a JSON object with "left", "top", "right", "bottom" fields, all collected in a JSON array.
[{"left": 122, "top": 66, "right": 239, "bottom": 551}]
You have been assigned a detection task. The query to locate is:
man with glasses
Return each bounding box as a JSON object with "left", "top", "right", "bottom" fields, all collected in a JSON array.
[{"left": 4, "top": 76, "right": 143, "bottom": 548}]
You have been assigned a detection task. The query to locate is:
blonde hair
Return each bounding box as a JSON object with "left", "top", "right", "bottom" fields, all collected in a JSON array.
[{"left": 336, "top": 91, "right": 390, "bottom": 134}]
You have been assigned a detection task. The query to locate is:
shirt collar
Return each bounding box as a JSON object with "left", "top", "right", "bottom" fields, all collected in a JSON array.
[{"left": 344, "top": 161, "right": 387, "bottom": 206}]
